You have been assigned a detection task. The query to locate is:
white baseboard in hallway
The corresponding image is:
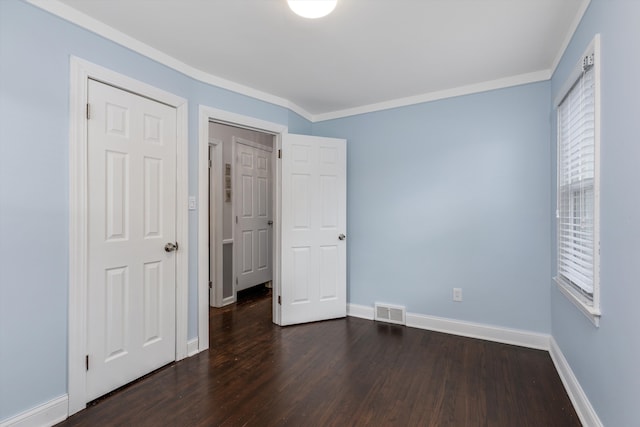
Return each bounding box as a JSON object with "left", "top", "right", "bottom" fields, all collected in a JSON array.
[{"left": 187, "top": 337, "right": 200, "bottom": 357}]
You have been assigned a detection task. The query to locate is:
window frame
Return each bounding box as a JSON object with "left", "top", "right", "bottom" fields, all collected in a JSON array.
[{"left": 554, "top": 34, "right": 601, "bottom": 327}]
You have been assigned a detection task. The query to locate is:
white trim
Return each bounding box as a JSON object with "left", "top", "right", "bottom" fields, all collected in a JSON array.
[
  {"left": 25, "top": 0, "right": 312, "bottom": 122},
  {"left": 554, "top": 34, "right": 601, "bottom": 327},
  {"left": 207, "top": 138, "right": 224, "bottom": 308},
  {"left": 347, "top": 303, "right": 375, "bottom": 320},
  {"left": 198, "top": 108, "right": 213, "bottom": 348},
  {"left": 26, "top": 0, "right": 587, "bottom": 123},
  {"left": 272, "top": 133, "right": 283, "bottom": 325},
  {"left": 68, "top": 57, "right": 189, "bottom": 415},
  {"left": 555, "top": 278, "right": 601, "bottom": 327},
  {"left": 0, "top": 395, "right": 68, "bottom": 427},
  {"left": 187, "top": 338, "right": 200, "bottom": 357},
  {"left": 347, "top": 304, "right": 549, "bottom": 350},
  {"left": 313, "top": 70, "right": 551, "bottom": 122},
  {"left": 198, "top": 106, "right": 287, "bottom": 346},
  {"left": 549, "top": 337, "right": 603, "bottom": 427},
  {"left": 550, "top": 0, "right": 593, "bottom": 74},
  {"left": 406, "top": 312, "right": 550, "bottom": 351},
  {"left": 235, "top": 136, "right": 274, "bottom": 152},
  {"left": 221, "top": 295, "right": 236, "bottom": 306}
]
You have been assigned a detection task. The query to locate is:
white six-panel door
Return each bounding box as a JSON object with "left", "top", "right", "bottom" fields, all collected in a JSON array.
[
  {"left": 87, "top": 80, "right": 177, "bottom": 400},
  {"left": 236, "top": 141, "right": 273, "bottom": 292},
  {"left": 280, "top": 134, "right": 347, "bottom": 325}
]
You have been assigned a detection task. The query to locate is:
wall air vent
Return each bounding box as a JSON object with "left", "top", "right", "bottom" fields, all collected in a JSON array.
[{"left": 374, "top": 303, "right": 406, "bottom": 325}]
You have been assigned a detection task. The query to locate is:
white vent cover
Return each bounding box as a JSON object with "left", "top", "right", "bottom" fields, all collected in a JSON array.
[{"left": 374, "top": 303, "right": 406, "bottom": 325}]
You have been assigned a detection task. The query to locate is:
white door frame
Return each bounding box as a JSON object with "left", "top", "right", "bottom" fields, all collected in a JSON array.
[
  {"left": 198, "top": 106, "right": 287, "bottom": 352},
  {"left": 208, "top": 138, "right": 224, "bottom": 307},
  {"left": 68, "top": 57, "right": 189, "bottom": 415}
]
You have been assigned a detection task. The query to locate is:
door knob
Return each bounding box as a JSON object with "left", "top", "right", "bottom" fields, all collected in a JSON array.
[
  {"left": 268, "top": 220, "right": 273, "bottom": 226},
  {"left": 338, "top": 234, "right": 346, "bottom": 241},
  {"left": 165, "top": 242, "right": 179, "bottom": 252}
]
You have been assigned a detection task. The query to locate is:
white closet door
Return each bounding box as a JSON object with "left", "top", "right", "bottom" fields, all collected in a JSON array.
[{"left": 86, "top": 79, "right": 177, "bottom": 400}]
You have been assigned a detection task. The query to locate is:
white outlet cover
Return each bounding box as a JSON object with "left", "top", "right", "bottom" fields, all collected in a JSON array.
[{"left": 453, "top": 288, "right": 463, "bottom": 302}]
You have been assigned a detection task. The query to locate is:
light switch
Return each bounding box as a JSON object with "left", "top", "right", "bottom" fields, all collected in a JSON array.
[{"left": 188, "top": 196, "right": 197, "bottom": 210}]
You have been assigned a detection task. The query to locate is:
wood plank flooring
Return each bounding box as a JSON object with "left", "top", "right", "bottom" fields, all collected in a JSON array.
[{"left": 58, "top": 286, "right": 580, "bottom": 426}]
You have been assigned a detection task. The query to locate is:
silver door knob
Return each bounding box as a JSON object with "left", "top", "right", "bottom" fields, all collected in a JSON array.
[
  {"left": 338, "top": 234, "right": 346, "bottom": 241},
  {"left": 165, "top": 242, "right": 179, "bottom": 252},
  {"left": 268, "top": 220, "right": 273, "bottom": 226}
]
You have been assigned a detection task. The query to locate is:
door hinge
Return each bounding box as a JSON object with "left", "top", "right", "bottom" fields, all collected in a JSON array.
[
  {"left": 278, "top": 295, "right": 281, "bottom": 305},
  {"left": 236, "top": 277, "right": 238, "bottom": 285},
  {"left": 235, "top": 215, "right": 238, "bottom": 224},
  {"left": 86, "top": 103, "right": 91, "bottom": 120},
  {"left": 85, "top": 355, "right": 89, "bottom": 371},
  {"left": 209, "top": 281, "right": 213, "bottom": 289},
  {"left": 208, "top": 159, "right": 212, "bottom": 169},
  {"left": 278, "top": 149, "right": 281, "bottom": 159}
]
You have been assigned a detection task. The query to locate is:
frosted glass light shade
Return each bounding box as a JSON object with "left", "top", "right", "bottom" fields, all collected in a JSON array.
[{"left": 288, "top": 0, "right": 337, "bottom": 19}]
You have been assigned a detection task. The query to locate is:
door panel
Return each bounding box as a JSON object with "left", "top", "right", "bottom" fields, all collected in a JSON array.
[
  {"left": 87, "top": 79, "right": 177, "bottom": 401},
  {"left": 235, "top": 142, "right": 272, "bottom": 291},
  {"left": 281, "top": 134, "right": 347, "bottom": 325}
]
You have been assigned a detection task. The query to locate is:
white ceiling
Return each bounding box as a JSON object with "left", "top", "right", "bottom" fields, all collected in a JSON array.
[{"left": 44, "top": 0, "right": 588, "bottom": 120}]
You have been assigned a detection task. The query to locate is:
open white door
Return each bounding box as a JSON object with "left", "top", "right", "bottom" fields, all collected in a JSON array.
[{"left": 280, "top": 133, "right": 347, "bottom": 325}]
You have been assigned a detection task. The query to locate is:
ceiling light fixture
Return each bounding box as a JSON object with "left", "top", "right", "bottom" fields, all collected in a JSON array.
[{"left": 288, "top": 0, "right": 337, "bottom": 19}]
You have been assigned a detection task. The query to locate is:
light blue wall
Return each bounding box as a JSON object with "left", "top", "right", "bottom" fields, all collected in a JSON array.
[
  {"left": 550, "top": 1, "right": 640, "bottom": 426},
  {"left": 0, "top": 0, "right": 311, "bottom": 420},
  {"left": 313, "top": 82, "right": 552, "bottom": 333},
  {"left": 4, "top": 0, "right": 635, "bottom": 424}
]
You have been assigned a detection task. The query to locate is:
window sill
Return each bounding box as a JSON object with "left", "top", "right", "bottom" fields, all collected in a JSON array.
[{"left": 554, "top": 277, "right": 601, "bottom": 327}]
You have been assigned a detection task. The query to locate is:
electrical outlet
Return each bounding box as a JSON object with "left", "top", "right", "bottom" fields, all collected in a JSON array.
[{"left": 453, "top": 288, "right": 462, "bottom": 302}]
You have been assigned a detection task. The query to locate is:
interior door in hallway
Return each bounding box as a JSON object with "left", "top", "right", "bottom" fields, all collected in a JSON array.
[
  {"left": 86, "top": 79, "right": 177, "bottom": 401},
  {"left": 235, "top": 140, "right": 273, "bottom": 292},
  {"left": 280, "top": 134, "right": 347, "bottom": 325}
]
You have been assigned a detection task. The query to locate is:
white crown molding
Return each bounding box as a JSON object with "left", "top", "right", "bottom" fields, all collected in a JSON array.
[
  {"left": 26, "top": 0, "right": 586, "bottom": 124},
  {"left": 25, "top": 0, "right": 313, "bottom": 122},
  {"left": 312, "top": 70, "right": 551, "bottom": 122},
  {"left": 549, "top": 337, "right": 603, "bottom": 427},
  {"left": 0, "top": 395, "right": 68, "bottom": 427},
  {"left": 550, "top": 0, "right": 593, "bottom": 76}
]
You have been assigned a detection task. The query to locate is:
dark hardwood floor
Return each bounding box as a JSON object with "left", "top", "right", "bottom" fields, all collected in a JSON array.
[{"left": 58, "top": 286, "right": 580, "bottom": 426}]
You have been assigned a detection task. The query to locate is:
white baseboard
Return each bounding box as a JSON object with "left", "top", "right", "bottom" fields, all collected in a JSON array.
[
  {"left": 187, "top": 337, "right": 200, "bottom": 357},
  {"left": 347, "top": 304, "right": 549, "bottom": 350},
  {"left": 549, "top": 337, "right": 603, "bottom": 427},
  {"left": 347, "top": 303, "right": 374, "bottom": 320},
  {"left": 406, "top": 312, "right": 550, "bottom": 350},
  {"left": 0, "top": 395, "right": 68, "bottom": 427},
  {"left": 346, "top": 303, "right": 602, "bottom": 425}
]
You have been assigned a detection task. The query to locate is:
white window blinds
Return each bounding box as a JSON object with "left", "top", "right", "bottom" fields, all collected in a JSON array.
[{"left": 557, "top": 58, "right": 596, "bottom": 299}]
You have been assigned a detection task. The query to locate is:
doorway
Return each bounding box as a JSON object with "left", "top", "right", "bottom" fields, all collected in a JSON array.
[
  {"left": 208, "top": 122, "right": 275, "bottom": 307},
  {"left": 197, "top": 106, "right": 348, "bottom": 354},
  {"left": 197, "top": 107, "right": 287, "bottom": 352}
]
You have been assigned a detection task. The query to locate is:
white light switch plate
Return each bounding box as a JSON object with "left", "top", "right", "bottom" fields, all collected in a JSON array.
[{"left": 188, "top": 196, "right": 197, "bottom": 210}]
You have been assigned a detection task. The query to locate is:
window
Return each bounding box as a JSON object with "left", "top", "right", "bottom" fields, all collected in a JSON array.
[{"left": 555, "top": 35, "right": 601, "bottom": 326}]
